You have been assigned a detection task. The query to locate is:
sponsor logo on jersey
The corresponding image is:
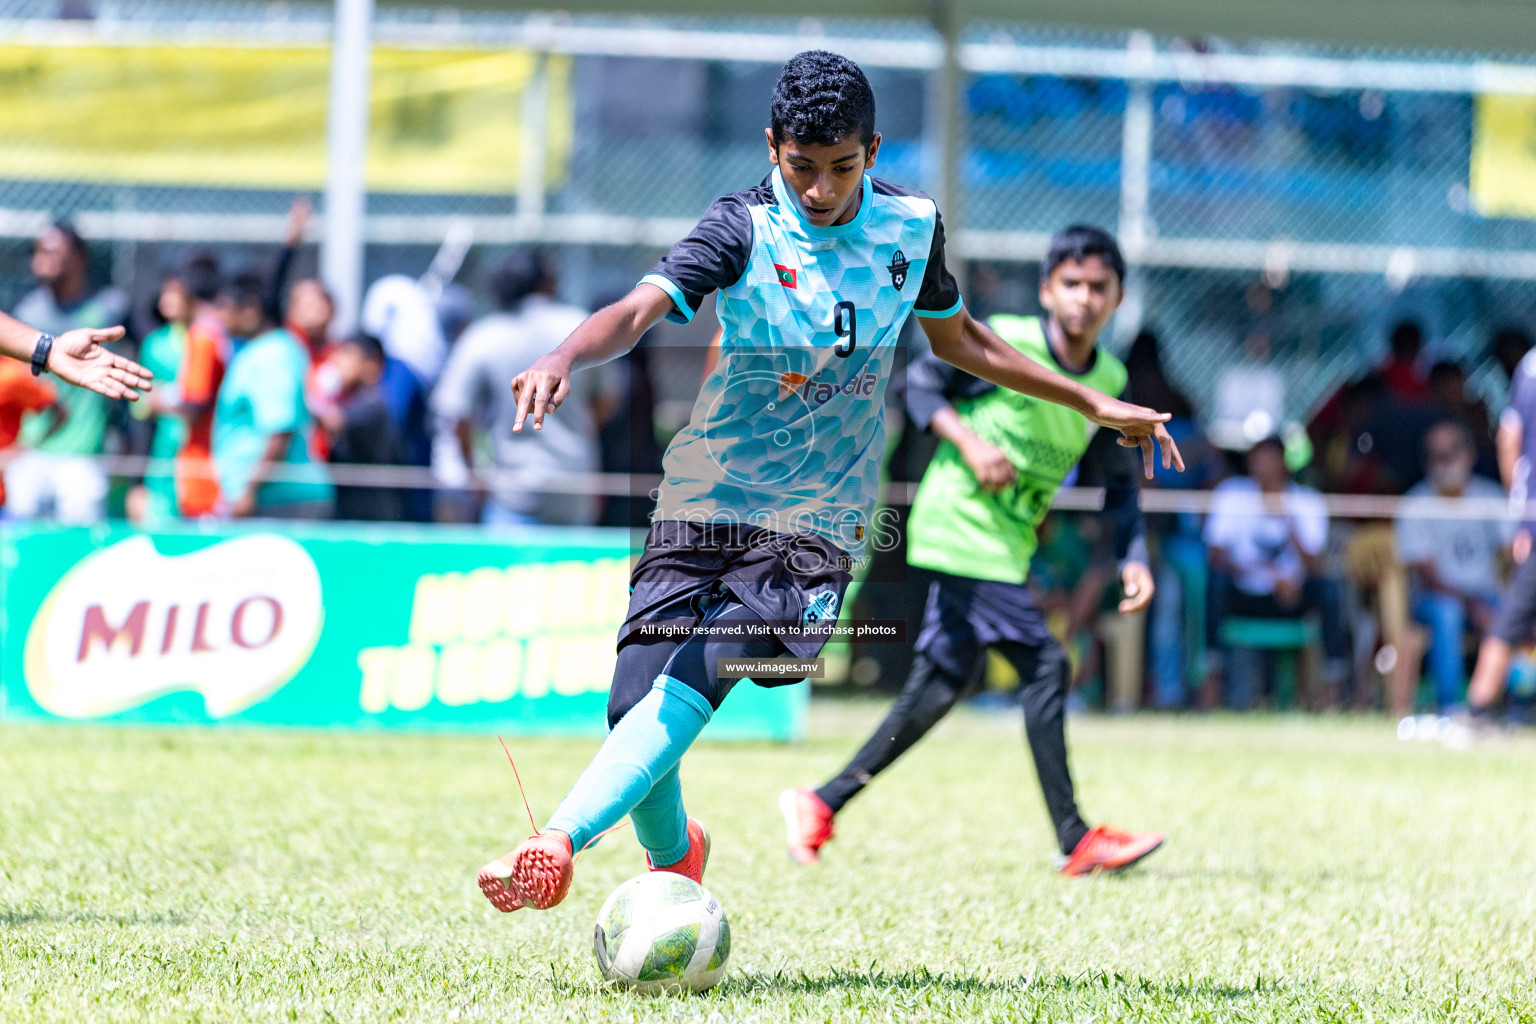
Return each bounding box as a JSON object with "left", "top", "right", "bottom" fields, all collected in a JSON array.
[
  {"left": 773, "top": 263, "right": 797, "bottom": 289},
  {"left": 777, "top": 370, "right": 810, "bottom": 399},
  {"left": 787, "top": 367, "right": 882, "bottom": 406},
  {"left": 887, "top": 249, "right": 910, "bottom": 290}
]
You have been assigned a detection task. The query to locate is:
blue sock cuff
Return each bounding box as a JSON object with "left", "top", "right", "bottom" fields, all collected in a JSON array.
[{"left": 653, "top": 674, "right": 714, "bottom": 724}]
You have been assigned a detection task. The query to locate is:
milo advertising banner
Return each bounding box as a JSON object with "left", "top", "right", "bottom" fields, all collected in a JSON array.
[{"left": 0, "top": 523, "right": 805, "bottom": 741}]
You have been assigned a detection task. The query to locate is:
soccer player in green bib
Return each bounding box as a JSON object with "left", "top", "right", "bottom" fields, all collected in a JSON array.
[{"left": 783, "top": 225, "right": 1167, "bottom": 877}]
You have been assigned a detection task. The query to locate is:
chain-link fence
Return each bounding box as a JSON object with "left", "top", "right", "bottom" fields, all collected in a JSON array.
[{"left": 2, "top": 4, "right": 1535, "bottom": 427}]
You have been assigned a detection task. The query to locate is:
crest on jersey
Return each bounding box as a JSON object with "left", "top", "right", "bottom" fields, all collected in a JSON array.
[
  {"left": 774, "top": 263, "right": 798, "bottom": 289},
  {"left": 802, "top": 589, "right": 840, "bottom": 628},
  {"left": 887, "top": 250, "right": 910, "bottom": 290}
]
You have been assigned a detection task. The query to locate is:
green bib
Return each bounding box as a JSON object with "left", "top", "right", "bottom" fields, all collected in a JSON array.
[{"left": 906, "top": 314, "right": 1127, "bottom": 584}]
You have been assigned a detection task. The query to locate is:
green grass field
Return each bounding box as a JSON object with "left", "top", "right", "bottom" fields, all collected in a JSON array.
[{"left": 3, "top": 702, "right": 1536, "bottom": 1022}]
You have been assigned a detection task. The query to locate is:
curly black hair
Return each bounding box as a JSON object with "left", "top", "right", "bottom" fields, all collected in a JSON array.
[
  {"left": 1043, "top": 224, "right": 1126, "bottom": 283},
  {"left": 769, "top": 50, "right": 876, "bottom": 148}
]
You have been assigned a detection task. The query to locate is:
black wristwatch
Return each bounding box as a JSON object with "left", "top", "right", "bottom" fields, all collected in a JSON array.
[{"left": 29, "top": 332, "right": 55, "bottom": 377}]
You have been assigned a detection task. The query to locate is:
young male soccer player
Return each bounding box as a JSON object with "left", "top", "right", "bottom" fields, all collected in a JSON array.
[
  {"left": 477, "top": 53, "right": 1181, "bottom": 913},
  {"left": 781, "top": 226, "right": 1167, "bottom": 877}
]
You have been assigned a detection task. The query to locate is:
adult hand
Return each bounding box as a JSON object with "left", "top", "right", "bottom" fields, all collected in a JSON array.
[
  {"left": 1086, "top": 392, "right": 1185, "bottom": 478},
  {"left": 47, "top": 326, "right": 153, "bottom": 400},
  {"left": 510, "top": 354, "right": 573, "bottom": 432},
  {"left": 1515, "top": 529, "right": 1532, "bottom": 565},
  {"left": 960, "top": 437, "right": 1018, "bottom": 493},
  {"left": 1119, "top": 561, "right": 1155, "bottom": 614}
]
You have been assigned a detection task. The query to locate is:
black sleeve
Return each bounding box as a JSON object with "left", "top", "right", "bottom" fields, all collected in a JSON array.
[
  {"left": 903, "top": 348, "right": 997, "bottom": 432},
  {"left": 263, "top": 244, "right": 297, "bottom": 326},
  {"left": 642, "top": 195, "right": 754, "bottom": 324},
  {"left": 912, "top": 212, "right": 962, "bottom": 318},
  {"left": 1077, "top": 387, "right": 1148, "bottom": 567}
]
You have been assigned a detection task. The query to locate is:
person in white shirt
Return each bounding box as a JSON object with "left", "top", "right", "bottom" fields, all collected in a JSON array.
[
  {"left": 1395, "top": 420, "right": 1511, "bottom": 714},
  {"left": 432, "top": 251, "right": 617, "bottom": 527},
  {"left": 1201, "top": 436, "right": 1346, "bottom": 707}
]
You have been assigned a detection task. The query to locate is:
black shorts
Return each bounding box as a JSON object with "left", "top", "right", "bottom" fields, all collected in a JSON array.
[
  {"left": 1493, "top": 551, "right": 1536, "bottom": 645},
  {"left": 914, "top": 570, "right": 1057, "bottom": 681},
  {"left": 618, "top": 519, "right": 855, "bottom": 660}
]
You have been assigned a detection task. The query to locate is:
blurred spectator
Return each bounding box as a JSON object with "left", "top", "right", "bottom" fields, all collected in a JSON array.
[
  {"left": 5, "top": 221, "right": 129, "bottom": 523},
  {"left": 128, "top": 269, "right": 194, "bottom": 522},
  {"left": 0, "top": 358, "right": 60, "bottom": 516},
  {"left": 212, "top": 271, "right": 334, "bottom": 519},
  {"left": 127, "top": 251, "right": 227, "bottom": 522},
  {"left": 1125, "top": 329, "right": 1214, "bottom": 708},
  {"left": 434, "top": 282, "right": 476, "bottom": 348},
  {"left": 592, "top": 290, "right": 664, "bottom": 529},
  {"left": 1032, "top": 513, "right": 1143, "bottom": 713},
  {"left": 1311, "top": 374, "right": 1393, "bottom": 495},
  {"left": 171, "top": 250, "right": 229, "bottom": 519},
  {"left": 1394, "top": 420, "right": 1510, "bottom": 714},
  {"left": 433, "top": 250, "right": 614, "bottom": 527},
  {"left": 1379, "top": 320, "right": 1429, "bottom": 400},
  {"left": 1491, "top": 325, "right": 1531, "bottom": 384},
  {"left": 1202, "top": 436, "right": 1347, "bottom": 707},
  {"left": 315, "top": 334, "right": 402, "bottom": 522},
  {"left": 267, "top": 199, "right": 345, "bottom": 459},
  {"left": 1209, "top": 291, "right": 1286, "bottom": 450},
  {"left": 1426, "top": 360, "right": 1497, "bottom": 477},
  {"left": 362, "top": 274, "right": 447, "bottom": 390}
]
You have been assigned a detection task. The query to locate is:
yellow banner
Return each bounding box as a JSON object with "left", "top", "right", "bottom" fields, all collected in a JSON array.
[
  {"left": 0, "top": 44, "right": 571, "bottom": 194},
  {"left": 1470, "top": 90, "right": 1536, "bottom": 219}
]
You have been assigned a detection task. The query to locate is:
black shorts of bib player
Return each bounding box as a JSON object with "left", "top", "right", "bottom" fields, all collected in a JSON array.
[{"left": 605, "top": 520, "right": 854, "bottom": 727}]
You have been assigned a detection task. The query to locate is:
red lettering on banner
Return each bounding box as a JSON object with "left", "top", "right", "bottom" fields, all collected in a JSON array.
[
  {"left": 77, "top": 602, "right": 149, "bottom": 662},
  {"left": 160, "top": 604, "right": 180, "bottom": 655},
  {"left": 231, "top": 596, "right": 283, "bottom": 650},
  {"left": 191, "top": 602, "right": 216, "bottom": 653}
]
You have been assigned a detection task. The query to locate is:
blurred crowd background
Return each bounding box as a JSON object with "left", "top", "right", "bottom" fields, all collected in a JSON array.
[{"left": 4, "top": 3, "right": 1536, "bottom": 716}]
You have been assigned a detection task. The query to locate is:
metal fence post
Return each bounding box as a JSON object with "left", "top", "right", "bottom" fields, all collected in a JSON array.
[
  {"left": 518, "top": 50, "right": 550, "bottom": 232},
  {"left": 322, "top": 0, "right": 374, "bottom": 338},
  {"left": 1116, "top": 30, "right": 1155, "bottom": 343},
  {"left": 926, "top": 0, "right": 965, "bottom": 292}
]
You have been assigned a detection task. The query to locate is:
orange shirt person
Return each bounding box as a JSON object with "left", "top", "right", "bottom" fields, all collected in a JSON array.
[
  {"left": 0, "top": 359, "right": 59, "bottom": 508},
  {"left": 174, "top": 310, "right": 228, "bottom": 517}
]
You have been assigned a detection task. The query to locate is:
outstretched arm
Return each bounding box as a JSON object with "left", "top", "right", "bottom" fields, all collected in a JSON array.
[
  {"left": 0, "top": 311, "right": 152, "bottom": 400},
  {"left": 918, "top": 309, "right": 1183, "bottom": 477},
  {"left": 510, "top": 284, "right": 675, "bottom": 433}
]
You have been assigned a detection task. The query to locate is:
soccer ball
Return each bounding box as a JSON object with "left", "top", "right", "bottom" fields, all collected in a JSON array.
[{"left": 592, "top": 872, "right": 731, "bottom": 993}]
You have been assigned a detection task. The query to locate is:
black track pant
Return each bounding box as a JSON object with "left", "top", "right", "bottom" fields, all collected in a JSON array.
[{"left": 815, "top": 638, "right": 1089, "bottom": 856}]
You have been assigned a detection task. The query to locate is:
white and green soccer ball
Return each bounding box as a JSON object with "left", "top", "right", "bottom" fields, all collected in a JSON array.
[{"left": 593, "top": 872, "right": 731, "bottom": 993}]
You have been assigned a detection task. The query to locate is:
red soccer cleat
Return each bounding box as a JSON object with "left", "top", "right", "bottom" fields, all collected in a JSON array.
[
  {"left": 1058, "top": 825, "right": 1165, "bottom": 877},
  {"left": 477, "top": 830, "right": 574, "bottom": 912},
  {"left": 646, "top": 817, "right": 711, "bottom": 884},
  {"left": 779, "top": 788, "right": 835, "bottom": 866}
]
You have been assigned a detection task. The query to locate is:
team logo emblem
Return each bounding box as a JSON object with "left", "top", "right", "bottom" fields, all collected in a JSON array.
[
  {"left": 802, "top": 589, "right": 840, "bottom": 628},
  {"left": 887, "top": 250, "right": 910, "bottom": 290},
  {"left": 773, "top": 263, "right": 797, "bottom": 289}
]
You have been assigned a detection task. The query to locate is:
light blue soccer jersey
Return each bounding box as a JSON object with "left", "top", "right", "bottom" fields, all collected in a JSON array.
[{"left": 639, "top": 167, "right": 962, "bottom": 559}]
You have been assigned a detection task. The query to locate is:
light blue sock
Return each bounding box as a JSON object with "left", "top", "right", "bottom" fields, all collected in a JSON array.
[
  {"left": 544, "top": 675, "right": 712, "bottom": 854},
  {"left": 631, "top": 763, "right": 690, "bottom": 866}
]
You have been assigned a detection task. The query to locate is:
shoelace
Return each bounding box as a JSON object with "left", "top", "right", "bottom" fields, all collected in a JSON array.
[{"left": 498, "top": 733, "right": 630, "bottom": 862}]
